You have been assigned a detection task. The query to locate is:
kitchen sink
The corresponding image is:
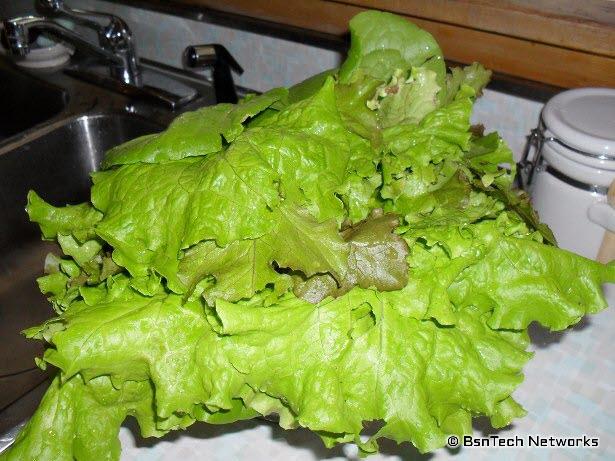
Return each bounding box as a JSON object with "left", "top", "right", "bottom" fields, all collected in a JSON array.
[
  {"left": 0, "top": 45, "right": 221, "bottom": 435},
  {"left": 0, "top": 113, "right": 163, "bottom": 433},
  {"left": 0, "top": 65, "right": 67, "bottom": 142},
  {"left": 0, "top": 3, "right": 230, "bottom": 442}
]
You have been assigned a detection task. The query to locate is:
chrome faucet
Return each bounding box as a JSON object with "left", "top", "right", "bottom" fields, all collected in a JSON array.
[
  {"left": 1, "top": 1, "right": 243, "bottom": 109},
  {"left": 3, "top": 0, "right": 140, "bottom": 86}
]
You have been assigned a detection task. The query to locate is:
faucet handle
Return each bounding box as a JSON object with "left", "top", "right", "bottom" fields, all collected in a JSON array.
[
  {"left": 40, "top": 0, "right": 63, "bottom": 10},
  {"left": 38, "top": 0, "right": 115, "bottom": 33},
  {"left": 184, "top": 44, "right": 243, "bottom": 104},
  {"left": 38, "top": 0, "right": 132, "bottom": 50}
]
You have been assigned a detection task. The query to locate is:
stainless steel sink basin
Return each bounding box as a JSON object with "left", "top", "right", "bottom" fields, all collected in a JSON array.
[
  {"left": 0, "top": 65, "right": 67, "bottom": 141},
  {"left": 0, "top": 113, "right": 162, "bottom": 433},
  {"left": 0, "top": 113, "right": 162, "bottom": 247}
]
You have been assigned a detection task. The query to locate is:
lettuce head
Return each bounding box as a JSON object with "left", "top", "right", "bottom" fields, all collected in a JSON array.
[{"left": 2, "top": 10, "right": 613, "bottom": 461}]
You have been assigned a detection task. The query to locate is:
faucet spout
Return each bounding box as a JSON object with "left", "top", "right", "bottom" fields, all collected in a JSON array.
[
  {"left": 3, "top": 2, "right": 141, "bottom": 87},
  {"left": 38, "top": 0, "right": 140, "bottom": 85},
  {"left": 2, "top": 15, "right": 122, "bottom": 65},
  {"left": 2, "top": 18, "right": 30, "bottom": 57}
]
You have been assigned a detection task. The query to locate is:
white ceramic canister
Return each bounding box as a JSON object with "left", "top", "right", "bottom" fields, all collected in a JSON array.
[{"left": 520, "top": 88, "right": 615, "bottom": 260}]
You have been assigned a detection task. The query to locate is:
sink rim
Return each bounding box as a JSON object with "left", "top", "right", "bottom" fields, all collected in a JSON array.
[{"left": 0, "top": 111, "right": 165, "bottom": 157}]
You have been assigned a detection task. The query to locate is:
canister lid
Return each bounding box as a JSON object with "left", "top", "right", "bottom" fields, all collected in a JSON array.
[{"left": 542, "top": 88, "right": 615, "bottom": 158}]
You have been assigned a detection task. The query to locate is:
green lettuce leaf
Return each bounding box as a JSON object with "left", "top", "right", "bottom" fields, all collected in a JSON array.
[
  {"left": 449, "top": 235, "right": 613, "bottom": 330},
  {"left": 14, "top": 284, "right": 533, "bottom": 456},
  {"left": 372, "top": 66, "right": 441, "bottom": 128},
  {"left": 2, "top": 376, "right": 156, "bottom": 461},
  {"left": 444, "top": 62, "right": 492, "bottom": 105},
  {"left": 27, "top": 191, "right": 102, "bottom": 241},
  {"left": 334, "top": 71, "right": 382, "bottom": 146},
  {"left": 339, "top": 10, "right": 445, "bottom": 93},
  {"left": 178, "top": 204, "right": 348, "bottom": 303},
  {"left": 102, "top": 88, "right": 287, "bottom": 167}
]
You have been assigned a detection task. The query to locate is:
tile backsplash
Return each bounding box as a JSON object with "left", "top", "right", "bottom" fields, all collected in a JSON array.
[
  {"left": 472, "top": 89, "right": 542, "bottom": 160},
  {"left": 77, "top": 0, "right": 342, "bottom": 91},
  {"left": 76, "top": 0, "right": 542, "bottom": 158}
]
